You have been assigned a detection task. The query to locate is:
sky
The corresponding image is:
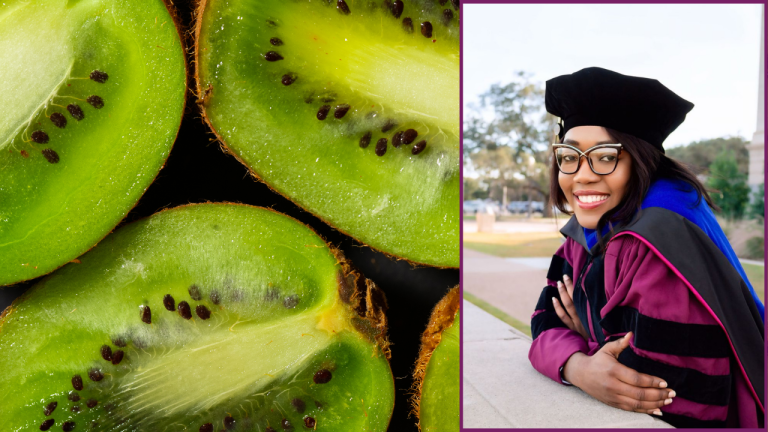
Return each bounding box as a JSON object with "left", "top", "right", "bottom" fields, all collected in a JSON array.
[{"left": 463, "top": 4, "right": 764, "bottom": 148}]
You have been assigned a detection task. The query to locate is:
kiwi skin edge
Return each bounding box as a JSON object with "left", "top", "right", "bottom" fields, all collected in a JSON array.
[
  {"left": 411, "top": 285, "right": 460, "bottom": 430},
  {"left": 191, "top": 0, "right": 459, "bottom": 270}
]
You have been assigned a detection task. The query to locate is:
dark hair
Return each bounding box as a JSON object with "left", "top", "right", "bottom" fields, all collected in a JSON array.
[{"left": 549, "top": 128, "right": 716, "bottom": 248}]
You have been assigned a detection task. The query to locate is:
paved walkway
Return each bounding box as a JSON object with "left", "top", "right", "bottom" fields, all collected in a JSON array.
[
  {"left": 463, "top": 249, "right": 548, "bottom": 325},
  {"left": 463, "top": 300, "right": 673, "bottom": 428}
]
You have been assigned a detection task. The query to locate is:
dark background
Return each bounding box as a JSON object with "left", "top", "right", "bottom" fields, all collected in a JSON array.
[{"left": 0, "top": 2, "right": 459, "bottom": 430}]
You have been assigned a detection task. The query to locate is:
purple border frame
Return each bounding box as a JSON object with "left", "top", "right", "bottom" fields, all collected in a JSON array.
[{"left": 459, "top": 1, "right": 768, "bottom": 431}]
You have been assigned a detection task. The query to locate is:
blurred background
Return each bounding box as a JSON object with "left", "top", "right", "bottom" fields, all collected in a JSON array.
[{"left": 463, "top": 3, "right": 765, "bottom": 337}]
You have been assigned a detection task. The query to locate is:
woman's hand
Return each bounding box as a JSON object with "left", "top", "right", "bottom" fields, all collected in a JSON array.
[
  {"left": 552, "top": 274, "right": 589, "bottom": 341},
  {"left": 563, "top": 332, "right": 675, "bottom": 415}
]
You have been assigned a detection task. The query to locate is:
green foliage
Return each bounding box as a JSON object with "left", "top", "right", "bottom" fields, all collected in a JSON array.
[
  {"left": 749, "top": 183, "right": 764, "bottom": 222},
  {"left": 464, "top": 177, "right": 489, "bottom": 200},
  {"left": 745, "top": 236, "right": 764, "bottom": 260},
  {"left": 707, "top": 150, "right": 751, "bottom": 219},
  {"left": 666, "top": 137, "right": 749, "bottom": 175}
]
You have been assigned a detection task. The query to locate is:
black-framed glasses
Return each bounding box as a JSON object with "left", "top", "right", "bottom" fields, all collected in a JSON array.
[{"left": 553, "top": 143, "right": 623, "bottom": 175}]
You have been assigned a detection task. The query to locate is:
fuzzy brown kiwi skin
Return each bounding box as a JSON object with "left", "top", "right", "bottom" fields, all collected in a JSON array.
[
  {"left": 410, "top": 285, "right": 460, "bottom": 429},
  {"left": 0, "top": 0, "right": 189, "bottom": 288},
  {"left": 191, "top": 0, "right": 457, "bottom": 271}
]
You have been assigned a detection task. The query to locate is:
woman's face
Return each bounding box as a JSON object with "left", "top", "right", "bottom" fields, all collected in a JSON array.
[{"left": 557, "top": 126, "right": 632, "bottom": 229}]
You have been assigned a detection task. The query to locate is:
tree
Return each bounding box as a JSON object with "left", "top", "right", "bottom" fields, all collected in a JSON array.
[
  {"left": 707, "top": 150, "right": 751, "bottom": 220},
  {"left": 463, "top": 72, "right": 556, "bottom": 215},
  {"left": 749, "top": 183, "right": 764, "bottom": 223},
  {"left": 666, "top": 137, "right": 749, "bottom": 176}
]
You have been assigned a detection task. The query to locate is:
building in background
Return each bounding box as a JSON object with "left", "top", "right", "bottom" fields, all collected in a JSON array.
[{"left": 747, "top": 7, "right": 764, "bottom": 193}]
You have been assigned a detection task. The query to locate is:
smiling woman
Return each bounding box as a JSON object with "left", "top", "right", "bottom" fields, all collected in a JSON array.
[{"left": 528, "top": 67, "right": 765, "bottom": 428}]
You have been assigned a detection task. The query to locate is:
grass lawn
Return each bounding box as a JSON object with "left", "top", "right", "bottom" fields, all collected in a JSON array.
[
  {"left": 464, "top": 231, "right": 563, "bottom": 258},
  {"left": 743, "top": 263, "right": 764, "bottom": 303},
  {"left": 464, "top": 292, "right": 532, "bottom": 337}
]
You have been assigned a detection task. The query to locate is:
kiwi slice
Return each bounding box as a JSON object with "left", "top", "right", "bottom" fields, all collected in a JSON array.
[
  {"left": 0, "top": 0, "right": 186, "bottom": 285},
  {"left": 412, "top": 286, "right": 459, "bottom": 431},
  {"left": 0, "top": 203, "right": 394, "bottom": 431},
  {"left": 194, "top": 0, "right": 460, "bottom": 268}
]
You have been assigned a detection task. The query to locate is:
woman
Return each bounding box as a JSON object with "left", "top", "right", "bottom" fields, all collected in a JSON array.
[{"left": 528, "top": 67, "right": 764, "bottom": 428}]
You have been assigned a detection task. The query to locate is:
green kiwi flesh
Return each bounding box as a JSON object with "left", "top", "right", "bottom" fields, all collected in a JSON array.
[
  {"left": 412, "top": 286, "right": 459, "bottom": 431},
  {"left": 0, "top": 203, "right": 393, "bottom": 431},
  {"left": 0, "top": 0, "right": 186, "bottom": 285},
  {"left": 195, "top": 0, "right": 460, "bottom": 268}
]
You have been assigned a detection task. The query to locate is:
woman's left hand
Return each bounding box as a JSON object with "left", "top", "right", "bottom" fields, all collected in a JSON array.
[{"left": 552, "top": 274, "right": 590, "bottom": 341}]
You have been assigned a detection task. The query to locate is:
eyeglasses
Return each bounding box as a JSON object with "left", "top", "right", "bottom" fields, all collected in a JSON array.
[{"left": 553, "top": 143, "right": 623, "bottom": 175}]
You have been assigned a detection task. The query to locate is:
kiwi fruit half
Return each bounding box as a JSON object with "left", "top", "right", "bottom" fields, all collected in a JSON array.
[
  {"left": 0, "top": 203, "right": 394, "bottom": 431},
  {"left": 412, "top": 286, "right": 460, "bottom": 431},
  {"left": 194, "top": 0, "right": 460, "bottom": 268},
  {"left": 0, "top": 0, "right": 186, "bottom": 285}
]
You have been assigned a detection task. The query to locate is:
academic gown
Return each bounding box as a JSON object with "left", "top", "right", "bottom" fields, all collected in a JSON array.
[{"left": 528, "top": 207, "right": 764, "bottom": 428}]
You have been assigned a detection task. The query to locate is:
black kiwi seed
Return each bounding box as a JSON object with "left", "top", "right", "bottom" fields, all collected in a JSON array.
[
  {"left": 317, "top": 105, "right": 331, "bottom": 120},
  {"left": 412, "top": 140, "right": 427, "bottom": 155},
  {"left": 178, "top": 301, "right": 192, "bottom": 319},
  {"left": 42, "top": 149, "right": 59, "bottom": 164},
  {"left": 100, "top": 345, "right": 112, "bottom": 361},
  {"left": 49, "top": 112, "right": 67, "bottom": 128},
  {"left": 189, "top": 285, "right": 202, "bottom": 300},
  {"left": 375, "top": 138, "right": 387, "bottom": 156},
  {"left": 196, "top": 305, "right": 211, "bottom": 320},
  {"left": 68, "top": 392, "right": 80, "bottom": 402},
  {"left": 111, "top": 350, "right": 124, "bottom": 365},
  {"left": 270, "top": 37, "right": 283, "bottom": 46},
  {"left": 337, "top": 0, "right": 351, "bottom": 14},
  {"left": 199, "top": 423, "right": 213, "bottom": 432},
  {"left": 87, "top": 95, "right": 104, "bottom": 109},
  {"left": 283, "top": 295, "right": 299, "bottom": 309},
  {"left": 224, "top": 415, "right": 236, "bottom": 430},
  {"left": 334, "top": 104, "right": 350, "bottom": 119},
  {"left": 281, "top": 418, "right": 293, "bottom": 431},
  {"left": 90, "top": 70, "right": 109, "bottom": 83},
  {"left": 439, "top": 0, "right": 448, "bottom": 4},
  {"left": 71, "top": 405, "right": 80, "bottom": 413},
  {"left": 421, "top": 21, "right": 433, "bottom": 38},
  {"left": 43, "top": 401, "right": 57, "bottom": 416},
  {"left": 359, "top": 132, "right": 372, "bottom": 148},
  {"left": 140, "top": 305, "right": 151, "bottom": 324},
  {"left": 86, "top": 399, "right": 98, "bottom": 408},
  {"left": 264, "top": 51, "right": 284, "bottom": 61},
  {"left": 392, "top": 131, "right": 403, "bottom": 148},
  {"left": 313, "top": 369, "right": 332, "bottom": 384},
  {"left": 72, "top": 375, "right": 83, "bottom": 391},
  {"left": 266, "top": 19, "right": 278, "bottom": 27},
  {"left": 88, "top": 368, "right": 104, "bottom": 382},
  {"left": 402, "top": 128, "right": 418, "bottom": 144},
  {"left": 31, "top": 130, "right": 49, "bottom": 144},
  {"left": 442, "top": 9, "right": 453, "bottom": 25},
  {"left": 304, "top": 417, "right": 316, "bottom": 428},
  {"left": 210, "top": 290, "right": 221, "bottom": 305},
  {"left": 62, "top": 421, "right": 76, "bottom": 431},
  {"left": 452, "top": 0, "right": 459, "bottom": 10},
  {"left": 112, "top": 337, "right": 127, "bottom": 347},
  {"left": 40, "top": 419, "right": 55, "bottom": 431},
  {"left": 163, "top": 294, "right": 175, "bottom": 311},
  {"left": 291, "top": 398, "right": 306, "bottom": 413},
  {"left": 381, "top": 119, "right": 396, "bottom": 132},
  {"left": 67, "top": 104, "right": 84, "bottom": 121},
  {"left": 281, "top": 73, "right": 297, "bottom": 86},
  {"left": 390, "top": 0, "right": 404, "bottom": 18},
  {"left": 402, "top": 17, "right": 413, "bottom": 33}
]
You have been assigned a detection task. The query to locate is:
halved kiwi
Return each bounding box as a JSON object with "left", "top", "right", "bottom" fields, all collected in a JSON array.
[
  {"left": 412, "top": 286, "right": 459, "bottom": 431},
  {"left": 0, "top": 203, "right": 394, "bottom": 431},
  {"left": 0, "top": 0, "right": 186, "bottom": 285},
  {"left": 194, "top": 0, "right": 460, "bottom": 268}
]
